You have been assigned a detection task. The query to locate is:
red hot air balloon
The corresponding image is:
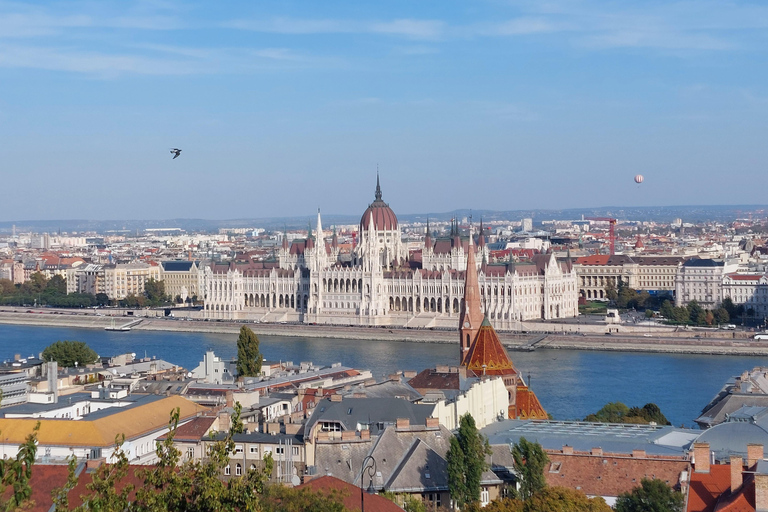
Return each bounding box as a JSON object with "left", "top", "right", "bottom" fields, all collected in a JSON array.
[{"left": 634, "top": 174, "right": 644, "bottom": 184}]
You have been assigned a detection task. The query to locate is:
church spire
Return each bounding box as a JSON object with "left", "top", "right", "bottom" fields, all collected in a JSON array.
[
  {"left": 316, "top": 208, "right": 324, "bottom": 245},
  {"left": 459, "top": 227, "right": 484, "bottom": 365},
  {"left": 375, "top": 169, "right": 382, "bottom": 202},
  {"left": 424, "top": 218, "right": 432, "bottom": 249}
]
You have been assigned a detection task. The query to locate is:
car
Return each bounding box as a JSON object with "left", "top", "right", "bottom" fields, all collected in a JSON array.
[{"left": 643, "top": 333, "right": 652, "bottom": 337}]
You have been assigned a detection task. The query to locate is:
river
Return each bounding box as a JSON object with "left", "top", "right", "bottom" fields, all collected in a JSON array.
[{"left": 1, "top": 324, "right": 765, "bottom": 428}]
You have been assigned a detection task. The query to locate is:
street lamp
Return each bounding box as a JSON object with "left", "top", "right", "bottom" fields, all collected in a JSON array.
[{"left": 360, "top": 455, "right": 377, "bottom": 512}]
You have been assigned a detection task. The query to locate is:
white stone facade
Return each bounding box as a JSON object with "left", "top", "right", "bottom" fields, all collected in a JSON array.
[{"left": 200, "top": 181, "right": 579, "bottom": 327}]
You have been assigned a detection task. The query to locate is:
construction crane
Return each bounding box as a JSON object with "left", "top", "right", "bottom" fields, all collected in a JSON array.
[{"left": 585, "top": 217, "right": 617, "bottom": 255}]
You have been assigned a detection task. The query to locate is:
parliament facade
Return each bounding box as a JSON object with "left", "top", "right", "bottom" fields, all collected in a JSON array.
[{"left": 200, "top": 178, "right": 579, "bottom": 328}]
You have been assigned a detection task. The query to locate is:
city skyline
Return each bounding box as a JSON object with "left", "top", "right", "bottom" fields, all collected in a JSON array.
[{"left": 1, "top": 0, "right": 767, "bottom": 221}]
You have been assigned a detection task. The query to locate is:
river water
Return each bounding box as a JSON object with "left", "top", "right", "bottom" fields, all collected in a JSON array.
[{"left": 1, "top": 324, "right": 765, "bottom": 428}]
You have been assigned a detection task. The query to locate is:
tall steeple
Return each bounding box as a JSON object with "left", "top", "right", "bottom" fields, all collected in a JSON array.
[
  {"left": 316, "top": 208, "right": 324, "bottom": 247},
  {"left": 459, "top": 228, "right": 484, "bottom": 364},
  {"left": 424, "top": 218, "right": 432, "bottom": 250},
  {"left": 375, "top": 170, "right": 382, "bottom": 202}
]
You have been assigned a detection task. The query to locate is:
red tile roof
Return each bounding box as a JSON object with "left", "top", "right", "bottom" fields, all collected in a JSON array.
[
  {"left": 299, "top": 475, "right": 404, "bottom": 512},
  {"left": 545, "top": 453, "right": 689, "bottom": 500},
  {"left": 2, "top": 465, "right": 72, "bottom": 512},
  {"left": 687, "top": 465, "right": 732, "bottom": 512}
]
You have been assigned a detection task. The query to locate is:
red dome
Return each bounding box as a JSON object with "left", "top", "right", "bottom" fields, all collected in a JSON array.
[{"left": 360, "top": 175, "right": 398, "bottom": 231}]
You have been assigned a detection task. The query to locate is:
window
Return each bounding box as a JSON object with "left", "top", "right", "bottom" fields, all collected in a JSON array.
[
  {"left": 187, "top": 448, "right": 194, "bottom": 460},
  {"left": 224, "top": 464, "right": 231, "bottom": 476},
  {"left": 235, "top": 445, "right": 243, "bottom": 454},
  {"left": 250, "top": 446, "right": 258, "bottom": 454},
  {"left": 481, "top": 488, "right": 490, "bottom": 506},
  {"left": 235, "top": 463, "right": 242, "bottom": 476}
]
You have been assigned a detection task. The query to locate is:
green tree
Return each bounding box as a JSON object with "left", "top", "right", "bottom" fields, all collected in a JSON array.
[
  {"left": 523, "top": 487, "right": 611, "bottom": 512},
  {"left": 714, "top": 307, "right": 730, "bottom": 324},
  {"left": 42, "top": 340, "right": 98, "bottom": 367},
  {"left": 584, "top": 402, "right": 630, "bottom": 423},
  {"left": 21, "top": 272, "right": 47, "bottom": 295},
  {"left": 510, "top": 437, "right": 549, "bottom": 501},
  {"left": 645, "top": 309, "right": 655, "bottom": 319},
  {"left": 722, "top": 297, "right": 737, "bottom": 318},
  {"left": 605, "top": 281, "right": 618, "bottom": 303},
  {"left": 46, "top": 275, "right": 67, "bottom": 295},
  {"left": 0, "top": 279, "right": 15, "bottom": 296},
  {"left": 687, "top": 300, "right": 705, "bottom": 325},
  {"left": 144, "top": 278, "right": 168, "bottom": 306},
  {"left": 236, "top": 326, "right": 264, "bottom": 377},
  {"left": 614, "top": 478, "right": 684, "bottom": 512},
  {"left": 447, "top": 414, "right": 491, "bottom": 509},
  {"left": 95, "top": 293, "right": 110, "bottom": 306},
  {"left": 0, "top": 422, "right": 40, "bottom": 512}
]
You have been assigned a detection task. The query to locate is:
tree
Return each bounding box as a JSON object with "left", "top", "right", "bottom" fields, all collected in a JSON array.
[
  {"left": 722, "top": 297, "right": 737, "bottom": 318},
  {"left": 47, "top": 275, "right": 67, "bottom": 295},
  {"left": 42, "top": 340, "right": 98, "bottom": 367},
  {"left": 584, "top": 402, "right": 629, "bottom": 423},
  {"left": 0, "top": 422, "right": 40, "bottom": 512},
  {"left": 144, "top": 278, "right": 168, "bottom": 306},
  {"left": 523, "top": 487, "right": 611, "bottom": 512},
  {"left": 605, "top": 281, "right": 618, "bottom": 303},
  {"left": 447, "top": 414, "right": 491, "bottom": 509},
  {"left": 0, "top": 279, "right": 15, "bottom": 296},
  {"left": 614, "top": 478, "right": 684, "bottom": 512},
  {"left": 95, "top": 293, "right": 110, "bottom": 306},
  {"left": 687, "top": 300, "right": 705, "bottom": 325},
  {"left": 714, "top": 307, "right": 730, "bottom": 324},
  {"left": 236, "top": 326, "right": 263, "bottom": 377},
  {"left": 585, "top": 402, "right": 670, "bottom": 425},
  {"left": 510, "top": 437, "right": 549, "bottom": 501}
]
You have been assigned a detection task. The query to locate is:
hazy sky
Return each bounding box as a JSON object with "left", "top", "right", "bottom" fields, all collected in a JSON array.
[{"left": 1, "top": 0, "right": 767, "bottom": 221}]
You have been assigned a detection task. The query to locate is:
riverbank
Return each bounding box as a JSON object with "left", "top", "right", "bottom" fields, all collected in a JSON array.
[{"left": 2, "top": 309, "right": 767, "bottom": 356}]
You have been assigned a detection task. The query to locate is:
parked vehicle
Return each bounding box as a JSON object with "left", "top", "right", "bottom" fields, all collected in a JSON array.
[{"left": 754, "top": 333, "right": 768, "bottom": 340}]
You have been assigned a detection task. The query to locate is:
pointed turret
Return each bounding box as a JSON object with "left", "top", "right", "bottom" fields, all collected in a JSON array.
[
  {"left": 459, "top": 228, "right": 484, "bottom": 364},
  {"left": 331, "top": 226, "right": 338, "bottom": 249},
  {"left": 452, "top": 219, "right": 461, "bottom": 248},
  {"left": 282, "top": 225, "right": 289, "bottom": 250},
  {"left": 478, "top": 219, "right": 486, "bottom": 248},
  {"left": 305, "top": 222, "right": 314, "bottom": 250},
  {"left": 316, "top": 208, "right": 324, "bottom": 245},
  {"left": 424, "top": 218, "right": 432, "bottom": 250}
]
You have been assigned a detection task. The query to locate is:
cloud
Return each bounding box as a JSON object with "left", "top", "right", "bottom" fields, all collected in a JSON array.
[
  {"left": 225, "top": 17, "right": 444, "bottom": 40},
  {"left": 369, "top": 19, "right": 444, "bottom": 40}
]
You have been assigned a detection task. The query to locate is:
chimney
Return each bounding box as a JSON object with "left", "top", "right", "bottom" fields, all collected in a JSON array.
[
  {"left": 632, "top": 449, "right": 646, "bottom": 459},
  {"left": 749, "top": 444, "right": 765, "bottom": 468},
  {"left": 562, "top": 445, "right": 573, "bottom": 455},
  {"left": 756, "top": 473, "right": 768, "bottom": 512},
  {"left": 730, "top": 456, "right": 743, "bottom": 492},
  {"left": 426, "top": 417, "right": 439, "bottom": 428},
  {"left": 330, "top": 394, "right": 342, "bottom": 402},
  {"left": 591, "top": 447, "right": 603, "bottom": 456},
  {"left": 396, "top": 418, "right": 410, "bottom": 429},
  {"left": 360, "top": 429, "right": 370, "bottom": 440},
  {"left": 47, "top": 361, "right": 58, "bottom": 404},
  {"left": 694, "top": 443, "right": 711, "bottom": 473}
]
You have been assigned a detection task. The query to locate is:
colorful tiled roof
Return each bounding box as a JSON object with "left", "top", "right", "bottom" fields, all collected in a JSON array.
[{"left": 464, "top": 317, "right": 518, "bottom": 376}]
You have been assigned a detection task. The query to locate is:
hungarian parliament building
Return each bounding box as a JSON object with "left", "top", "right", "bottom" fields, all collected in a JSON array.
[{"left": 201, "top": 178, "right": 579, "bottom": 328}]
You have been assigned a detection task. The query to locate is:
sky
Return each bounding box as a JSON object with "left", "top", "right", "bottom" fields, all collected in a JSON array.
[{"left": 1, "top": 0, "right": 767, "bottom": 221}]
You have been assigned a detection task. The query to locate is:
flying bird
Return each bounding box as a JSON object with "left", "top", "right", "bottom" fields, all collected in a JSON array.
[{"left": 170, "top": 148, "right": 182, "bottom": 159}]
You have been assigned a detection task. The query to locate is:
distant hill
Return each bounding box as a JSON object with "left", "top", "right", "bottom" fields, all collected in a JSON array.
[{"left": 0, "top": 204, "right": 765, "bottom": 234}]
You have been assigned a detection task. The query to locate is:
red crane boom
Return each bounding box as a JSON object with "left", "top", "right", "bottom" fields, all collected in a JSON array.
[{"left": 585, "top": 217, "right": 617, "bottom": 255}]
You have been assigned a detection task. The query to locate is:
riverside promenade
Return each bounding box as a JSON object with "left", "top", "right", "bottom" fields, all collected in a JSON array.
[{"left": 2, "top": 307, "right": 767, "bottom": 356}]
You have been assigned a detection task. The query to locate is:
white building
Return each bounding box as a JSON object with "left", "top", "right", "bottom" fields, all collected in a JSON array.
[
  {"left": 675, "top": 258, "right": 739, "bottom": 309},
  {"left": 200, "top": 177, "right": 579, "bottom": 328}
]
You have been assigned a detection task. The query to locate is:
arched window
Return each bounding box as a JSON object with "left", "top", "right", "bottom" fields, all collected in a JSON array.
[
  {"left": 236, "top": 463, "right": 242, "bottom": 476},
  {"left": 224, "top": 464, "right": 231, "bottom": 476}
]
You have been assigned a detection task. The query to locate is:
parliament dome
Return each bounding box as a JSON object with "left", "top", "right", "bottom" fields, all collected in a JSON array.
[{"left": 360, "top": 175, "right": 398, "bottom": 232}]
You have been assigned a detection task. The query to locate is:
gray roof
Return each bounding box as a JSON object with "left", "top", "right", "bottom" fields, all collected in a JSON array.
[
  {"left": 683, "top": 258, "right": 724, "bottom": 267},
  {"left": 314, "top": 423, "right": 463, "bottom": 493},
  {"left": 481, "top": 420, "right": 698, "bottom": 457},
  {"left": 305, "top": 398, "right": 435, "bottom": 439},
  {"left": 695, "top": 394, "right": 768, "bottom": 428},
  {"left": 210, "top": 431, "right": 305, "bottom": 446},
  {"left": 695, "top": 421, "right": 768, "bottom": 462},
  {"left": 338, "top": 380, "right": 423, "bottom": 402},
  {"left": 161, "top": 261, "right": 198, "bottom": 272}
]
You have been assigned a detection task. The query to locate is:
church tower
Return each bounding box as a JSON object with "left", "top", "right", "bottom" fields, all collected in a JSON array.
[{"left": 459, "top": 230, "right": 484, "bottom": 364}]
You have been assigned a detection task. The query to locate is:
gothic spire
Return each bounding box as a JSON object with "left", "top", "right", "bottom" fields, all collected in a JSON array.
[{"left": 375, "top": 170, "right": 382, "bottom": 202}]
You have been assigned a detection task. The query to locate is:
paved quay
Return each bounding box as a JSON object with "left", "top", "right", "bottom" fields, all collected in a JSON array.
[{"left": 1, "top": 309, "right": 766, "bottom": 356}]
